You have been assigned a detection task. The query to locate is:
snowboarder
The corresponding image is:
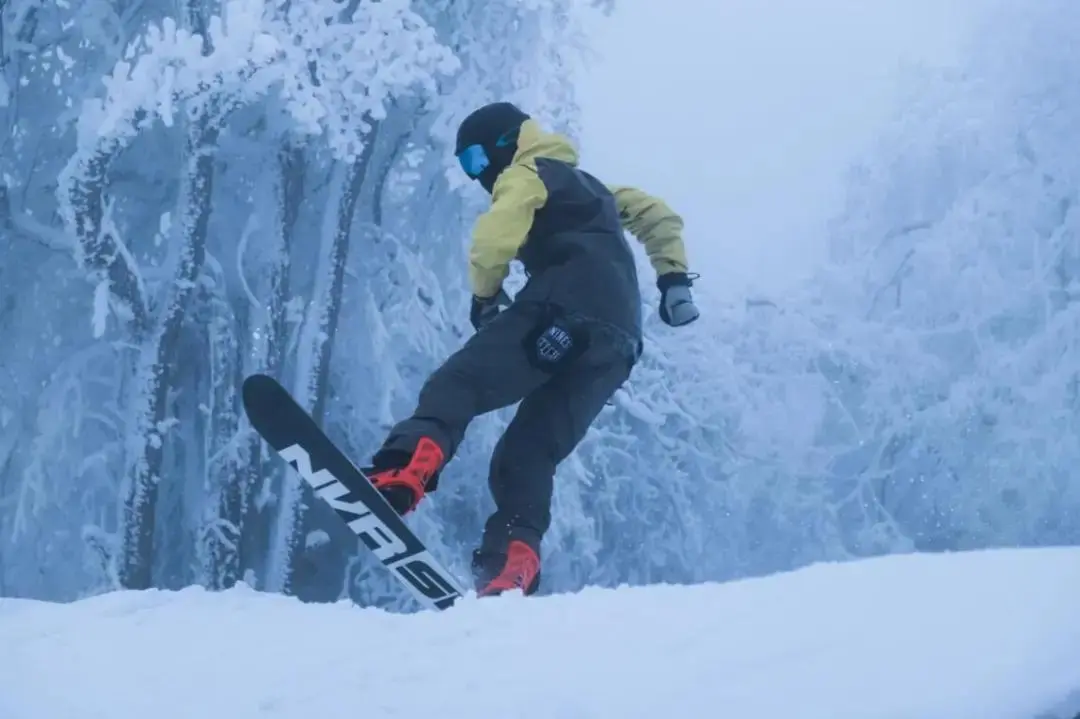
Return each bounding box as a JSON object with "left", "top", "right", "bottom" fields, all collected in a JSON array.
[{"left": 363, "top": 101, "right": 700, "bottom": 597}]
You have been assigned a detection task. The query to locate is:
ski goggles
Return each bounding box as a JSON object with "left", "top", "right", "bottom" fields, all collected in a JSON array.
[
  {"left": 457, "top": 144, "right": 490, "bottom": 178},
  {"left": 456, "top": 130, "right": 516, "bottom": 179}
]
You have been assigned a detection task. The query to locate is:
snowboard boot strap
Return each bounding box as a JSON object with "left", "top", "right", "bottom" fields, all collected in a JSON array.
[
  {"left": 476, "top": 540, "right": 541, "bottom": 597},
  {"left": 366, "top": 437, "right": 445, "bottom": 515}
]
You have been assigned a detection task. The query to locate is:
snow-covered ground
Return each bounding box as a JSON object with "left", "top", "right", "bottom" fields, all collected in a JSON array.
[{"left": 3, "top": 548, "right": 1080, "bottom": 719}]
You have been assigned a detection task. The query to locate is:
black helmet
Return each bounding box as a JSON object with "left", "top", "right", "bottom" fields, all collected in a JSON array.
[{"left": 455, "top": 102, "right": 530, "bottom": 193}]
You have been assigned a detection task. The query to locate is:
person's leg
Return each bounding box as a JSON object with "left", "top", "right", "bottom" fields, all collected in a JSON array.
[
  {"left": 472, "top": 330, "right": 634, "bottom": 595},
  {"left": 367, "top": 302, "right": 554, "bottom": 513}
]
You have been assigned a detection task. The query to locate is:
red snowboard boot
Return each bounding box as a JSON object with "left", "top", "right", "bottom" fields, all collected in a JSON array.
[
  {"left": 473, "top": 540, "right": 542, "bottom": 597},
  {"left": 364, "top": 437, "right": 444, "bottom": 515}
]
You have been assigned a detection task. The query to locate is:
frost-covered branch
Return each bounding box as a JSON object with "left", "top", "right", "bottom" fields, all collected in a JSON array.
[
  {"left": 56, "top": 0, "right": 457, "bottom": 338},
  {"left": 0, "top": 182, "right": 71, "bottom": 251},
  {"left": 55, "top": 0, "right": 280, "bottom": 337},
  {"left": 276, "top": 0, "right": 458, "bottom": 160},
  {"left": 71, "top": 4, "right": 280, "bottom": 158},
  {"left": 11, "top": 343, "right": 122, "bottom": 544}
]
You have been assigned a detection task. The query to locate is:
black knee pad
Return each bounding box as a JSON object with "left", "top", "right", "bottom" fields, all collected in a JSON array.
[{"left": 523, "top": 310, "right": 589, "bottom": 373}]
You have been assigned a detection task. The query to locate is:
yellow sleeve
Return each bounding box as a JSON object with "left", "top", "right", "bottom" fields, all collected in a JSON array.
[
  {"left": 607, "top": 184, "right": 688, "bottom": 276},
  {"left": 468, "top": 165, "right": 549, "bottom": 298}
]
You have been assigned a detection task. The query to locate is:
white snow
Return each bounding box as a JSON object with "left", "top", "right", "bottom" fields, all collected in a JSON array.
[
  {"left": 3, "top": 547, "right": 1079, "bottom": 719},
  {"left": 91, "top": 278, "right": 109, "bottom": 338}
]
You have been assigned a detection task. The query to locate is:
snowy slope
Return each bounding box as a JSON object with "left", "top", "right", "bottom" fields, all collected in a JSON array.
[{"left": 3, "top": 549, "right": 1080, "bottom": 719}]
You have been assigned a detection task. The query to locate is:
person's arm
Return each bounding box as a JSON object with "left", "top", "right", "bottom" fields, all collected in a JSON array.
[
  {"left": 608, "top": 184, "right": 700, "bottom": 327},
  {"left": 607, "top": 184, "right": 689, "bottom": 277},
  {"left": 469, "top": 165, "right": 549, "bottom": 299}
]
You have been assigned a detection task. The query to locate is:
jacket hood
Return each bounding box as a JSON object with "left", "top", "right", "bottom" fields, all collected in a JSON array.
[{"left": 512, "top": 119, "right": 579, "bottom": 168}]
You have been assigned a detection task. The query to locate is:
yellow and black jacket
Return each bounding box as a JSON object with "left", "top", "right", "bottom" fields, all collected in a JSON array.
[{"left": 467, "top": 119, "right": 689, "bottom": 341}]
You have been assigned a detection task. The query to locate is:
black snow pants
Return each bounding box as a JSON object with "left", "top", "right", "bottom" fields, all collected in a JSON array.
[{"left": 376, "top": 300, "right": 638, "bottom": 558}]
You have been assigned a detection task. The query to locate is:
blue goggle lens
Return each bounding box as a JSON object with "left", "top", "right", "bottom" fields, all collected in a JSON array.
[{"left": 457, "top": 144, "right": 490, "bottom": 178}]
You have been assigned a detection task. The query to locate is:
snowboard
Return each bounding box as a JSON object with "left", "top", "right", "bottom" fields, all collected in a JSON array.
[{"left": 241, "top": 373, "right": 466, "bottom": 611}]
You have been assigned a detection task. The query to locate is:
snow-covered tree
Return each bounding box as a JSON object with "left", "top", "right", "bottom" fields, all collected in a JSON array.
[
  {"left": 8, "top": 0, "right": 1078, "bottom": 612},
  {"left": 44, "top": 0, "right": 458, "bottom": 592},
  {"left": 0, "top": 0, "right": 599, "bottom": 603}
]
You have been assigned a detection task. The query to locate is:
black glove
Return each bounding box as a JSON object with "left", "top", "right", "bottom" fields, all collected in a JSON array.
[
  {"left": 470, "top": 288, "right": 511, "bottom": 331},
  {"left": 657, "top": 272, "right": 700, "bottom": 326}
]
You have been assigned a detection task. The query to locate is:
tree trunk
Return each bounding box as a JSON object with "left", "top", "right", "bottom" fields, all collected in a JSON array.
[
  {"left": 310, "top": 152, "right": 370, "bottom": 425},
  {"left": 200, "top": 284, "right": 243, "bottom": 590},
  {"left": 65, "top": 150, "right": 151, "bottom": 337},
  {"left": 118, "top": 120, "right": 218, "bottom": 589},
  {"left": 300, "top": 124, "right": 380, "bottom": 422},
  {"left": 235, "top": 140, "right": 307, "bottom": 590},
  {"left": 269, "top": 141, "right": 306, "bottom": 374},
  {"left": 265, "top": 121, "right": 381, "bottom": 595}
]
